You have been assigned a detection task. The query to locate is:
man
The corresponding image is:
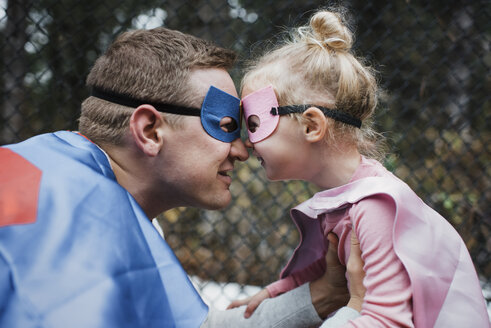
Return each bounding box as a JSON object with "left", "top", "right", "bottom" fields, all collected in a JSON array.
[{"left": 0, "top": 27, "right": 349, "bottom": 327}]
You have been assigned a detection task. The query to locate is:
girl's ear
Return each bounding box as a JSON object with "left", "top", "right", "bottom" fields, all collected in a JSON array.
[
  {"left": 129, "top": 105, "right": 165, "bottom": 156},
  {"left": 302, "top": 107, "right": 327, "bottom": 143}
]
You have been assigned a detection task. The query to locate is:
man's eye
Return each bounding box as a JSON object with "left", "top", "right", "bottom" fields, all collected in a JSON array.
[{"left": 219, "top": 116, "right": 238, "bottom": 133}]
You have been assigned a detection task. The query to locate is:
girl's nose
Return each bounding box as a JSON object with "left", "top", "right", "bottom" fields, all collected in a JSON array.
[{"left": 244, "top": 138, "right": 253, "bottom": 149}]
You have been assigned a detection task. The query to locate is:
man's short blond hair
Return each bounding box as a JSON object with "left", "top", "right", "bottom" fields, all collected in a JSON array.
[{"left": 79, "top": 27, "right": 236, "bottom": 145}]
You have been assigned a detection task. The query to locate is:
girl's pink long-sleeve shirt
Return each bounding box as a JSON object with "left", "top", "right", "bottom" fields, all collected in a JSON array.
[{"left": 265, "top": 157, "right": 489, "bottom": 328}]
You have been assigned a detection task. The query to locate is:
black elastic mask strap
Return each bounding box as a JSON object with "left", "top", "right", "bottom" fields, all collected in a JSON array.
[
  {"left": 90, "top": 87, "right": 201, "bottom": 116},
  {"left": 271, "top": 105, "right": 362, "bottom": 128}
]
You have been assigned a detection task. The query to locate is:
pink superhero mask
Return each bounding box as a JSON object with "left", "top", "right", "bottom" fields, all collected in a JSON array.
[
  {"left": 241, "top": 85, "right": 280, "bottom": 143},
  {"left": 241, "top": 85, "right": 362, "bottom": 143}
]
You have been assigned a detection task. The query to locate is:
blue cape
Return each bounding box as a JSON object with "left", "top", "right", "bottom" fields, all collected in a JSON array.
[{"left": 0, "top": 131, "right": 208, "bottom": 327}]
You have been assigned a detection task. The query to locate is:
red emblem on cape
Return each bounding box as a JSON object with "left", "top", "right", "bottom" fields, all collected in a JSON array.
[{"left": 0, "top": 148, "right": 41, "bottom": 226}]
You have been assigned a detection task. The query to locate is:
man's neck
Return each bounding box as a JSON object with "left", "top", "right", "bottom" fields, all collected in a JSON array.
[{"left": 101, "top": 143, "right": 164, "bottom": 219}]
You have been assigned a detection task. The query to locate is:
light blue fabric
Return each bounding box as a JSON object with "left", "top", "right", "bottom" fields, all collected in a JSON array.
[{"left": 0, "top": 131, "right": 208, "bottom": 327}]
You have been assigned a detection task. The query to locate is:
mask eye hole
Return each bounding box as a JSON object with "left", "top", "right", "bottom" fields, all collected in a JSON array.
[
  {"left": 247, "top": 115, "right": 260, "bottom": 133},
  {"left": 219, "top": 116, "right": 238, "bottom": 133}
]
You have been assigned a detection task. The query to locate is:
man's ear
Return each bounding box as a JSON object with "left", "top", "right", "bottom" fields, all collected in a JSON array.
[
  {"left": 302, "top": 107, "right": 327, "bottom": 143},
  {"left": 129, "top": 105, "right": 164, "bottom": 156}
]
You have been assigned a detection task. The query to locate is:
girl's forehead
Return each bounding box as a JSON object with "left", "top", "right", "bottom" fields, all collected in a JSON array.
[
  {"left": 243, "top": 83, "right": 273, "bottom": 98},
  {"left": 241, "top": 80, "right": 274, "bottom": 98},
  {"left": 241, "top": 84, "right": 258, "bottom": 98},
  {"left": 241, "top": 85, "right": 277, "bottom": 105}
]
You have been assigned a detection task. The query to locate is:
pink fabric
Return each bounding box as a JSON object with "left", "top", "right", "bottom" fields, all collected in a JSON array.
[
  {"left": 267, "top": 157, "right": 489, "bottom": 327},
  {"left": 241, "top": 85, "right": 280, "bottom": 142}
]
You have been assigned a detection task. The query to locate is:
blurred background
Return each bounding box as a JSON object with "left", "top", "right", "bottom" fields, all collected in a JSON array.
[{"left": 1, "top": 0, "right": 489, "bottom": 314}]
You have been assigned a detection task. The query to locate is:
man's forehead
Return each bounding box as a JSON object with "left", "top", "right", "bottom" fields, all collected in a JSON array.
[{"left": 189, "top": 68, "right": 238, "bottom": 99}]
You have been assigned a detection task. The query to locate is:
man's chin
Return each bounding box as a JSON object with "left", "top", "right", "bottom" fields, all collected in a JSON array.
[{"left": 201, "top": 194, "right": 231, "bottom": 211}]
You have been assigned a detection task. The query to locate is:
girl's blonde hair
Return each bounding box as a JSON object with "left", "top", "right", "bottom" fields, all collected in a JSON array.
[{"left": 242, "top": 9, "right": 386, "bottom": 159}]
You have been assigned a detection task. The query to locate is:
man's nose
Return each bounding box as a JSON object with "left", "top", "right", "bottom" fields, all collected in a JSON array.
[{"left": 230, "top": 138, "right": 249, "bottom": 162}]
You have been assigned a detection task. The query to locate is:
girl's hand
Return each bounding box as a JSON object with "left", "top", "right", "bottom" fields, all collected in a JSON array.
[{"left": 226, "top": 288, "right": 271, "bottom": 318}]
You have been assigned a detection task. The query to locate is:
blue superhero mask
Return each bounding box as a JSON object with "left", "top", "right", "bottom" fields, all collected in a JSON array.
[
  {"left": 200, "top": 86, "right": 241, "bottom": 142},
  {"left": 90, "top": 85, "right": 241, "bottom": 142}
]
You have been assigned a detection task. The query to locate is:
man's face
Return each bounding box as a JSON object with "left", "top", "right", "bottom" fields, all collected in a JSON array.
[{"left": 158, "top": 68, "right": 248, "bottom": 210}]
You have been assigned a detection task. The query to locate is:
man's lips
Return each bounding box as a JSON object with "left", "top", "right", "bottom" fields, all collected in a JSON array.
[{"left": 218, "top": 170, "right": 232, "bottom": 185}]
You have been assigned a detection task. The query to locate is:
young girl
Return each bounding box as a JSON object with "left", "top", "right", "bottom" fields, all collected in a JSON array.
[{"left": 230, "top": 9, "right": 490, "bottom": 327}]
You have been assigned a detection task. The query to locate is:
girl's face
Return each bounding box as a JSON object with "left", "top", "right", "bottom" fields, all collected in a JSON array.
[{"left": 242, "top": 84, "right": 310, "bottom": 181}]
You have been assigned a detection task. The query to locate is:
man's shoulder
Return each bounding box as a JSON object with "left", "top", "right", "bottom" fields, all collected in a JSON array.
[{"left": 1, "top": 131, "right": 131, "bottom": 231}]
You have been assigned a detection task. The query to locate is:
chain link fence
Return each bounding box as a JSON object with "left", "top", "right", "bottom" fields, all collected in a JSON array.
[{"left": 1, "top": 0, "right": 490, "bottom": 312}]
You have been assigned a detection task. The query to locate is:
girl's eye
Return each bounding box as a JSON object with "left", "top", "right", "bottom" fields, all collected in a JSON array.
[
  {"left": 247, "top": 115, "right": 260, "bottom": 133},
  {"left": 219, "top": 116, "right": 238, "bottom": 133}
]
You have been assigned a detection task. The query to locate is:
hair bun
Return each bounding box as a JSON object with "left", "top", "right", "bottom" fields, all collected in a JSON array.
[{"left": 309, "top": 10, "right": 353, "bottom": 51}]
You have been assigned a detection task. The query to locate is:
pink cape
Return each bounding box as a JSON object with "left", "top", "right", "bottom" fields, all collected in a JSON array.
[{"left": 282, "top": 177, "right": 489, "bottom": 327}]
